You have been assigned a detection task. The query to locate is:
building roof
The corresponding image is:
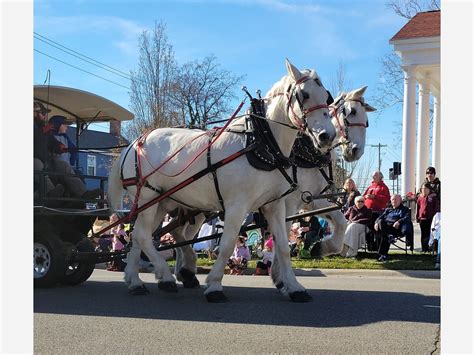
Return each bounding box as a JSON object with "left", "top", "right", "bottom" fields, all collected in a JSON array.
[
  {"left": 68, "top": 127, "right": 128, "bottom": 150},
  {"left": 390, "top": 10, "right": 440, "bottom": 41}
]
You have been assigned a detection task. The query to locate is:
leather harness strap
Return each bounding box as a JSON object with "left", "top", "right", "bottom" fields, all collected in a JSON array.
[{"left": 207, "top": 130, "right": 225, "bottom": 212}]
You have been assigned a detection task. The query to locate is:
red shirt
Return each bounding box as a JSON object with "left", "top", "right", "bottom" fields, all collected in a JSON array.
[
  {"left": 363, "top": 181, "right": 391, "bottom": 213},
  {"left": 416, "top": 193, "right": 440, "bottom": 221}
]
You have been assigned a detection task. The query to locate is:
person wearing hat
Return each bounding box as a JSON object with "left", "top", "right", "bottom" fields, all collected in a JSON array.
[
  {"left": 34, "top": 101, "right": 65, "bottom": 198},
  {"left": 423, "top": 166, "right": 441, "bottom": 204},
  {"left": 48, "top": 115, "right": 78, "bottom": 167}
]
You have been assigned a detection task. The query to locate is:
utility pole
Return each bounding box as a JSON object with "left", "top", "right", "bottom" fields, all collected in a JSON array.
[{"left": 368, "top": 143, "right": 388, "bottom": 172}]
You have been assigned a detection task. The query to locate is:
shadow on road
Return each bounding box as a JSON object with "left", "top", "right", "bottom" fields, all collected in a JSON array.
[{"left": 35, "top": 280, "right": 439, "bottom": 328}]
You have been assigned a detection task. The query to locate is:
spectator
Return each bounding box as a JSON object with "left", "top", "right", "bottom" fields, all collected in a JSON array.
[
  {"left": 424, "top": 166, "right": 441, "bottom": 204},
  {"left": 341, "top": 178, "right": 361, "bottom": 213},
  {"left": 254, "top": 241, "right": 273, "bottom": 276},
  {"left": 429, "top": 212, "right": 441, "bottom": 269},
  {"left": 416, "top": 183, "right": 440, "bottom": 252},
  {"left": 297, "top": 212, "right": 324, "bottom": 258},
  {"left": 227, "top": 235, "right": 250, "bottom": 275},
  {"left": 363, "top": 171, "right": 391, "bottom": 251},
  {"left": 374, "top": 194, "right": 413, "bottom": 262},
  {"left": 341, "top": 196, "right": 372, "bottom": 257},
  {"left": 48, "top": 115, "right": 78, "bottom": 167},
  {"left": 107, "top": 223, "right": 128, "bottom": 272}
]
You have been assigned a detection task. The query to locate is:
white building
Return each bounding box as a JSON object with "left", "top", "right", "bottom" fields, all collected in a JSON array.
[{"left": 389, "top": 10, "right": 440, "bottom": 196}]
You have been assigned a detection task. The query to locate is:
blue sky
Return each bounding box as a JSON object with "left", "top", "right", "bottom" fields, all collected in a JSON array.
[{"left": 34, "top": 0, "right": 408, "bottom": 191}]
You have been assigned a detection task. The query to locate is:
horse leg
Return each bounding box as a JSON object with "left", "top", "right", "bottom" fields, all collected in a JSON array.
[
  {"left": 132, "top": 205, "right": 178, "bottom": 292},
  {"left": 124, "top": 237, "right": 149, "bottom": 295},
  {"left": 261, "top": 201, "right": 311, "bottom": 302},
  {"left": 204, "top": 206, "right": 248, "bottom": 302},
  {"left": 171, "top": 214, "right": 206, "bottom": 289},
  {"left": 310, "top": 202, "right": 346, "bottom": 258}
]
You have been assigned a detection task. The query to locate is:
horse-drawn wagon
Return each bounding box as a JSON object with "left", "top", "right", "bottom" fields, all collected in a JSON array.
[
  {"left": 34, "top": 85, "right": 134, "bottom": 287},
  {"left": 34, "top": 60, "right": 374, "bottom": 302}
]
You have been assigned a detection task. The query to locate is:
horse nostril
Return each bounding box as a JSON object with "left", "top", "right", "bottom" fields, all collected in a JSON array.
[
  {"left": 352, "top": 147, "right": 359, "bottom": 156},
  {"left": 318, "top": 132, "right": 329, "bottom": 142}
]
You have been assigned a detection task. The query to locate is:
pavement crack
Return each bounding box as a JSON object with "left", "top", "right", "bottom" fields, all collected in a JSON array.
[{"left": 430, "top": 325, "right": 441, "bottom": 354}]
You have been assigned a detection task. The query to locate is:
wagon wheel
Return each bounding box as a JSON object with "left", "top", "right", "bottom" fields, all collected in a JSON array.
[
  {"left": 60, "top": 237, "right": 96, "bottom": 286},
  {"left": 34, "top": 232, "right": 67, "bottom": 288}
]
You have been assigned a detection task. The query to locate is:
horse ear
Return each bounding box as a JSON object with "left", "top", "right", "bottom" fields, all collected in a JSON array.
[
  {"left": 350, "top": 86, "right": 368, "bottom": 99},
  {"left": 364, "top": 103, "right": 377, "bottom": 112},
  {"left": 285, "top": 58, "right": 303, "bottom": 82}
]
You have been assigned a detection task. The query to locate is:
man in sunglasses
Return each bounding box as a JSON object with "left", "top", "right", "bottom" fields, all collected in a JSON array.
[{"left": 424, "top": 167, "right": 441, "bottom": 204}]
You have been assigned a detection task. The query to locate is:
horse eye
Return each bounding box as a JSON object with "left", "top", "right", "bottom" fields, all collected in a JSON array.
[
  {"left": 301, "top": 90, "right": 309, "bottom": 100},
  {"left": 342, "top": 107, "right": 346, "bottom": 116},
  {"left": 350, "top": 108, "right": 357, "bottom": 115}
]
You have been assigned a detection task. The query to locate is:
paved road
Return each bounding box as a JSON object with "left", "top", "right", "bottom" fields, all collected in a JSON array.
[{"left": 35, "top": 269, "right": 440, "bottom": 354}]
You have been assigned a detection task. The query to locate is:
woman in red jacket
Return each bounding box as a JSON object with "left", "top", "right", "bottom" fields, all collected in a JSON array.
[
  {"left": 363, "top": 171, "right": 391, "bottom": 251},
  {"left": 416, "top": 183, "right": 440, "bottom": 252}
]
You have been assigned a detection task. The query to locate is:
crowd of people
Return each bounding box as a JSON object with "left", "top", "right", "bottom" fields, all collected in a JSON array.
[
  {"left": 89, "top": 166, "right": 441, "bottom": 274},
  {"left": 340, "top": 168, "right": 441, "bottom": 264}
]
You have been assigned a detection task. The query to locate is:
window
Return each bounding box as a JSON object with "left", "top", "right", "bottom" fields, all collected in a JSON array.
[{"left": 87, "top": 155, "right": 96, "bottom": 176}]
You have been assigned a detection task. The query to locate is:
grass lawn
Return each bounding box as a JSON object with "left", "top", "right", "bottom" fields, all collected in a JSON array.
[{"left": 168, "top": 251, "right": 438, "bottom": 271}]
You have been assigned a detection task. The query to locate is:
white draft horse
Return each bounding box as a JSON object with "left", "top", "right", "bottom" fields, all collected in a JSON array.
[
  {"left": 108, "top": 59, "right": 336, "bottom": 302},
  {"left": 269, "top": 87, "right": 376, "bottom": 293},
  {"left": 170, "top": 86, "right": 376, "bottom": 296}
]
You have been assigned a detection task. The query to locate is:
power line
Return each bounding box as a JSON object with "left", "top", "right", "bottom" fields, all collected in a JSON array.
[
  {"left": 34, "top": 32, "right": 132, "bottom": 80},
  {"left": 368, "top": 143, "right": 387, "bottom": 172},
  {"left": 34, "top": 49, "right": 130, "bottom": 90}
]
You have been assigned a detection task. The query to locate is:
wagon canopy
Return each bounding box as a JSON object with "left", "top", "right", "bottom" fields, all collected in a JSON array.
[{"left": 34, "top": 85, "right": 134, "bottom": 124}]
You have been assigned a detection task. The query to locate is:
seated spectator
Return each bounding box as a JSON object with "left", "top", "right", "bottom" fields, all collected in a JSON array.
[
  {"left": 374, "top": 194, "right": 413, "bottom": 262},
  {"left": 341, "top": 196, "right": 372, "bottom": 257},
  {"left": 429, "top": 212, "right": 441, "bottom": 269},
  {"left": 299, "top": 214, "right": 324, "bottom": 258},
  {"left": 227, "top": 235, "right": 250, "bottom": 275},
  {"left": 254, "top": 242, "right": 273, "bottom": 276},
  {"left": 107, "top": 223, "right": 128, "bottom": 272},
  {"left": 341, "top": 178, "right": 361, "bottom": 213},
  {"left": 416, "top": 183, "right": 440, "bottom": 252},
  {"left": 289, "top": 222, "right": 300, "bottom": 257}
]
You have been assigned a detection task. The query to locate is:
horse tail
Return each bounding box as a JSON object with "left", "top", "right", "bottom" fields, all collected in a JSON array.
[{"left": 107, "top": 153, "right": 126, "bottom": 211}]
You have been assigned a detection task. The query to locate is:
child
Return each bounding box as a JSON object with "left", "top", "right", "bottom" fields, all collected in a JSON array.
[
  {"left": 254, "top": 242, "right": 273, "bottom": 276},
  {"left": 227, "top": 235, "right": 250, "bottom": 275}
]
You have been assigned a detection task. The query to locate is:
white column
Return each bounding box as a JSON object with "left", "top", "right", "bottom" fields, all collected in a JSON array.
[
  {"left": 401, "top": 66, "right": 417, "bottom": 196},
  {"left": 416, "top": 79, "right": 431, "bottom": 191},
  {"left": 431, "top": 96, "right": 441, "bottom": 178}
]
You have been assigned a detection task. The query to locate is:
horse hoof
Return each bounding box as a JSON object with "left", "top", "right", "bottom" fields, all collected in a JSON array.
[
  {"left": 275, "top": 282, "right": 284, "bottom": 290},
  {"left": 129, "top": 285, "right": 150, "bottom": 295},
  {"left": 179, "top": 268, "right": 200, "bottom": 289},
  {"left": 182, "top": 277, "right": 200, "bottom": 289},
  {"left": 158, "top": 281, "right": 178, "bottom": 293},
  {"left": 205, "top": 291, "right": 228, "bottom": 303},
  {"left": 289, "top": 291, "right": 312, "bottom": 302}
]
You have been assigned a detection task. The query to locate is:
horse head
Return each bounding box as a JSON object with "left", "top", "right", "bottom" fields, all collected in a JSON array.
[
  {"left": 330, "top": 86, "right": 376, "bottom": 162},
  {"left": 265, "top": 59, "right": 336, "bottom": 155}
]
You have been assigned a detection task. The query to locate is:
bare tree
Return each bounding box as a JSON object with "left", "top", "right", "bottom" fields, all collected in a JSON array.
[
  {"left": 386, "top": 0, "right": 440, "bottom": 19},
  {"left": 329, "top": 60, "right": 352, "bottom": 98},
  {"left": 171, "top": 55, "right": 244, "bottom": 128},
  {"left": 126, "top": 21, "right": 178, "bottom": 140}
]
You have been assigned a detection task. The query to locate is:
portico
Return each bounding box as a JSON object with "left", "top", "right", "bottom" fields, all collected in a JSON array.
[{"left": 389, "top": 10, "right": 440, "bottom": 196}]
